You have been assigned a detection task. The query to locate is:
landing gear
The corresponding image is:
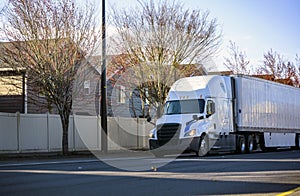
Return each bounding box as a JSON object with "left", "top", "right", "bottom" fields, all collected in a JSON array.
[
  {"left": 292, "top": 133, "right": 300, "bottom": 150},
  {"left": 296, "top": 134, "right": 300, "bottom": 149},
  {"left": 259, "top": 134, "right": 267, "bottom": 151}
]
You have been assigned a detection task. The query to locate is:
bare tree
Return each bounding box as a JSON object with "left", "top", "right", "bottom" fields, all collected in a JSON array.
[
  {"left": 296, "top": 54, "right": 300, "bottom": 86},
  {"left": 109, "top": 0, "right": 221, "bottom": 116},
  {"left": 257, "top": 49, "right": 283, "bottom": 79},
  {"left": 224, "top": 41, "right": 250, "bottom": 75},
  {"left": 296, "top": 54, "right": 300, "bottom": 66},
  {"left": 256, "top": 49, "right": 299, "bottom": 87},
  {"left": 0, "top": 0, "right": 101, "bottom": 155}
]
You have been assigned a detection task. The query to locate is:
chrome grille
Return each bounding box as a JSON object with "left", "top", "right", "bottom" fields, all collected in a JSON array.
[{"left": 157, "top": 123, "right": 181, "bottom": 145}]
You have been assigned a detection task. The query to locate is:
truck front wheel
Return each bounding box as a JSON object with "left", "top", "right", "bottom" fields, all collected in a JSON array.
[{"left": 196, "top": 135, "right": 209, "bottom": 157}]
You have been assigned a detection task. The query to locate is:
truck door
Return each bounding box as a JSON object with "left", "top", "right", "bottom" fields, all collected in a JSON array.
[
  {"left": 221, "top": 99, "right": 232, "bottom": 134},
  {"left": 207, "top": 98, "right": 235, "bottom": 150},
  {"left": 206, "top": 99, "right": 219, "bottom": 143}
]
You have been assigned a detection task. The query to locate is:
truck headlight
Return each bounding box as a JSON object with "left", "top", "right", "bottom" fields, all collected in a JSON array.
[
  {"left": 149, "top": 129, "right": 156, "bottom": 138},
  {"left": 149, "top": 132, "right": 154, "bottom": 138},
  {"left": 184, "top": 129, "right": 196, "bottom": 137}
]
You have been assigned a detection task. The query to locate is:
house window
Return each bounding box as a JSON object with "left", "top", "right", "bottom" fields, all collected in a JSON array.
[
  {"left": 0, "top": 75, "right": 23, "bottom": 95},
  {"left": 116, "top": 85, "right": 126, "bottom": 104},
  {"left": 84, "top": 80, "right": 90, "bottom": 95}
]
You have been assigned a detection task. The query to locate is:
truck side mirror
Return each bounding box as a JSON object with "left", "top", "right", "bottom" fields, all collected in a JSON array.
[{"left": 206, "top": 100, "right": 215, "bottom": 118}]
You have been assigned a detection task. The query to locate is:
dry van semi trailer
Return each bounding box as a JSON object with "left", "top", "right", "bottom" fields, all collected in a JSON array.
[{"left": 148, "top": 75, "right": 300, "bottom": 157}]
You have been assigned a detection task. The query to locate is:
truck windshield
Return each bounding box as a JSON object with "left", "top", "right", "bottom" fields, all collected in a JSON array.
[{"left": 163, "top": 99, "right": 205, "bottom": 115}]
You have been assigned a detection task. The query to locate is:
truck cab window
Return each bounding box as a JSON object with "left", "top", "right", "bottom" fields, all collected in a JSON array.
[{"left": 164, "top": 99, "right": 205, "bottom": 115}]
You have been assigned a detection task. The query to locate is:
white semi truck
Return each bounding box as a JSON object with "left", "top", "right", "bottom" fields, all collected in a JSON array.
[{"left": 148, "top": 75, "right": 300, "bottom": 157}]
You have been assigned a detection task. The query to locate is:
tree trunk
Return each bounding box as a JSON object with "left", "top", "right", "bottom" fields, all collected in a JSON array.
[{"left": 60, "top": 112, "right": 70, "bottom": 155}]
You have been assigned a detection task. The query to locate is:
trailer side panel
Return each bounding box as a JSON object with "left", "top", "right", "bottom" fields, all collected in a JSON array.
[{"left": 234, "top": 75, "right": 300, "bottom": 133}]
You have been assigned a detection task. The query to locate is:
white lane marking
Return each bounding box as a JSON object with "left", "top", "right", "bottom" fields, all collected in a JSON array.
[
  {"left": 1, "top": 169, "right": 300, "bottom": 185},
  {"left": 0, "top": 159, "right": 99, "bottom": 168}
]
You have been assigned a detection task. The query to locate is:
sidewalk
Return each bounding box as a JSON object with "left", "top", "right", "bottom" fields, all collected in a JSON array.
[{"left": 0, "top": 149, "right": 153, "bottom": 162}]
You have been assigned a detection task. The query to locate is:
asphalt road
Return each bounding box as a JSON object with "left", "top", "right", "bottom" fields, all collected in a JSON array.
[{"left": 0, "top": 150, "right": 300, "bottom": 196}]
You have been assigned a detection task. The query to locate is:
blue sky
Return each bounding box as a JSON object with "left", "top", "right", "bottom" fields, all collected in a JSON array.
[
  {"left": 106, "top": 0, "right": 300, "bottom": 71},
  {"left": 195, "top": 0, "right": 300, "bottom": 68}
]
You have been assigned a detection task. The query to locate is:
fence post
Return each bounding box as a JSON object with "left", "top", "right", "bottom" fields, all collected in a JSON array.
[
  {"left": 97, "top": 115, "right": 100, "bottom": 150},
  {"left": 137, "top": 118, "right": 139, "bottom": 149},
  {"left": 117, "top": 116, "right": 120, "bottom": 150},
  {"left": 72, "top": 115, "right": 75, "bottom": 152},
  {"left": 142, "top": 119, "right": 146, "bottom": 148},
  {"left": 16, "top": 112, "right": 20, "bottom": 153},
  {"left": 47, "top": 113, "right": 50, "bottom": 152}
]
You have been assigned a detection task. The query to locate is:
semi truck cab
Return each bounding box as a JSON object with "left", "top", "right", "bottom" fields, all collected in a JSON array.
[{"left": 149, "top": 75, "right": 235, "bottom": 157}]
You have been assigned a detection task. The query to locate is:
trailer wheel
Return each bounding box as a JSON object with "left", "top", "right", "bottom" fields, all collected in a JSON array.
[
  {"left": 196, "top": 135, "right": 209, "bottom": 157},
  {"left": 237, "top": 135, "right": 246, "bottom": 154},
  {"left": 246, "top": 135, "right": 254, "bottom": 153}
]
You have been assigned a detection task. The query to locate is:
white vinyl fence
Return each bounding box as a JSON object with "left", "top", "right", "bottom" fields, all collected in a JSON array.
[{"left": 0, "top": 112, "right": 154, "bottom": 153}]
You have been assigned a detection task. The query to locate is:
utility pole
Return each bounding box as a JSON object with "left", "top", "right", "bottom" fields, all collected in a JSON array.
[{"left": 101, "top": 0, "right": 108, "bottom": 153}]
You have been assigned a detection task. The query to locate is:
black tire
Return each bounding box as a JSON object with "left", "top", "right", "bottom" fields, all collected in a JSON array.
[
  {"left": 196, "top": 135, "right": 209, "bottom": 157},
  {"left": 237, "top": 135, "right": 246, "bottom": 154},
  {"left": 246, "top": 135, "right": 254, "bottom": 153}
]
